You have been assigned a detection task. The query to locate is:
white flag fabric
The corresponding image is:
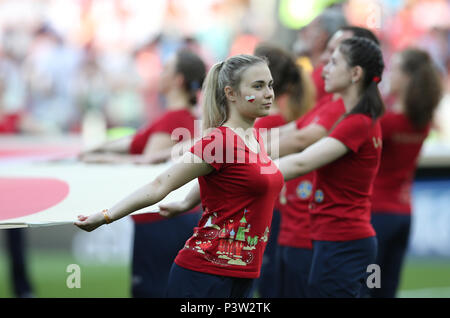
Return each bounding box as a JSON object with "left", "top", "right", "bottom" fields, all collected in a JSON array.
[{"left": 0, "top": 161, "right": 196, "bottom": 229}]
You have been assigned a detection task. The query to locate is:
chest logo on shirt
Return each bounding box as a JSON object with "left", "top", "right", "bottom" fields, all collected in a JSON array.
[
  {"left": 373, "top": 137, "right": 382, "bottom": 149},
  {"left": 314, "top": 189, "right": 324, "bottom": 203},
  {"left": 297, "top": 181, "right": 313, "bottom": 199},
  {"left": 185, "top": 208, "right": 270, "bottom": 267}
]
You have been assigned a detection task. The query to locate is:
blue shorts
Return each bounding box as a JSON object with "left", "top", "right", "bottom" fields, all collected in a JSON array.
[
  {"left": 275, "top": 245, "right": 312, "bottom": 298},
  {"left": 308, "top": 236, "right": 377, "bottom": 298},
  {"left": 131, "top": 212, "right": 200, "bottom": 298},
  {"left": 166, "top": 263, "right": 254, "bottom": 298},
  {"left": 253, "top": 209, "right": 281, "bottom": 297},
  {"left": 369, "top": 212, "right": 411, "bottom": 298}
]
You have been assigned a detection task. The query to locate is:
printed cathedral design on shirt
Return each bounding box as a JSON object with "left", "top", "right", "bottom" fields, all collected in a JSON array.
[{"left": 185, "top": 208, "right": 270, "bottom": 266}]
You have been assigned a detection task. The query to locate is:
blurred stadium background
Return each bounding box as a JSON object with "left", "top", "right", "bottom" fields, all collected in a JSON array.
[{"left": 0, "top": 0, "right": 449, "bottom": 298}]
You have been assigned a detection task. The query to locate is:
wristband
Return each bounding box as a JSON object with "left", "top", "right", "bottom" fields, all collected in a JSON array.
[{"left": 102, "top": 209, "right": 112, "bottom": 224}]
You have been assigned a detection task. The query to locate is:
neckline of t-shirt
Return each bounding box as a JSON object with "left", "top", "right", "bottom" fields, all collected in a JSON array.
[{"left": 219, "top": 125, "right": 262, "bottom": 155}]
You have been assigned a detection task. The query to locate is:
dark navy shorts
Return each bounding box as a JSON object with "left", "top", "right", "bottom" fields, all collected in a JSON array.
[
  {"left": 369, "top": 212, "right": 411, "bottom": 298},
  {"left": 131, "top": 212, "right": 200, "bottom": 298},
  {"left": 253, "top": 209, "right": 281, "bottom": 297},
  {"left": 166, "top": 263, "right": 255, "bottom": 298},
  {"left": 308, "top": 236, "right": 378, "bottom": 298},
  {"left": 275, "top": 245, "right": 313, "bottom": 298}
]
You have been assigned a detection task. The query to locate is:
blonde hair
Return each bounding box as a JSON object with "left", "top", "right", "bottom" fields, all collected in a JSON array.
[{"left": 201, "top": 54, "right": 267, "bottom": 132}]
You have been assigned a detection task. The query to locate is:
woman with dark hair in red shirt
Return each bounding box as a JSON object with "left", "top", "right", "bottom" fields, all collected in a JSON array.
[
  {"left": 279, "top": 36, "right": 385, "bottom": 297},
  {"left": 369, "top": 48, "right": 443, "bottom": 298},
  {"left": 251, "top": 43, "right": 311, "bottom": 298},
  {"left": 75, "top": 54, "right": 284, "bottom": 298}
]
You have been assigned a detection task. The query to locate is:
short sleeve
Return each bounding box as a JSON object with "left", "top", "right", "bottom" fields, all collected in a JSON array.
[
  {"left": 189, "top": 128, "right": 227, "bottom": 171},
  {"left": 130, "top": 111, "right": 195, "bottom": 154},
  {"left": 379, "top": 112, "right": 397, "bottom": 140},
  {"left": 329, "top": 114, "right": 371, "bottom": 153},
  {"left": 151, "top": 112, "right": 180, "bottom": 135},
  {"left": 314, "top": 99, "right": 345, "bottom": 131},
  {"left": 130, "top": 125, "right": 153, "bottom": 154}
]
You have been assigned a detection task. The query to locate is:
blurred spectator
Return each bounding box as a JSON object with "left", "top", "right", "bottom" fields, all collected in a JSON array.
[
  {"left": 22, "top": 24, "right": 82, "bottom": 134},
  {"left": 73, "top": 43, "right": 110, "bottom": 132},
  {"left": 0, "top": 29, "right": 27, "bottom": 133},
  {"left": 132, "top": 36, "right": 165, "bottom": 123},
  {"left": 293, "top": 7, "right": 348, "bottom": 102},
  {"left": 293, "top": 7, "right": 348, "bottom": 67}
]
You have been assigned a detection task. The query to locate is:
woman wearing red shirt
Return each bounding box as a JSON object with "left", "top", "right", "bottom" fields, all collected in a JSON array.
[
  {"left": 369, "top": 49, "right": 443, "bottom": 298},
  {"left": 279, "top": 37, "right": 385, "bottom": 297},
  {"left": 75, "top": 54, "right": 284, "bottom": 298}
]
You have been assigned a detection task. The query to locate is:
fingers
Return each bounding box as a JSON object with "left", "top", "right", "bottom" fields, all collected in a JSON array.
[
  {"left": 78, "top": 215, "right": 88, "bottom": 221},
  {"left": 74, "top": 215, "right": 93, "bottom": 231}
]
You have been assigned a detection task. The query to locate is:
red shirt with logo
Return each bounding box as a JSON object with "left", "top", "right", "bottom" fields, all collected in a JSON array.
[
  {"left": 372, "top": 112, "right": 430, "bottom": 214},
  {"left": 130, "top": 109, "right": 196, "bottom": 223},
  {"left": 278, "top": 97, "right": 346, "bottom": 248},
  {"left": 174, "top": 126, "right": 284, "bottom": 278},
  {"left": 310, "top": 113, "right": 381, "bottom": 241}
]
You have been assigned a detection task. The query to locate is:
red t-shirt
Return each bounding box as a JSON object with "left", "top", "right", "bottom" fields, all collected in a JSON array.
[
  {"left": 174, "top": 126, "right": 284, "bottom": 278},
  {"left": 254, "top": 113, "right": 287, "bottom": 131},
  {"left": 130, "top": 109, "right": 196, "bottom": 223},
  {"left": 311, "top": 64, "right": 327, "bottom": 102},
  {"left": 278, "top": 98, "right": 346, "bottom": 249},
  {"left": 310, "top": 114, "right": 381, "bottom": 241},
  {"left": 372, "top": 112, "right": 430, "bottom": 214},
  {"left": 129, "top": 109, "right": 195, "bottom": 155},
  {"left": 254, "top": 113, "right": 287, "bottom": 211}
]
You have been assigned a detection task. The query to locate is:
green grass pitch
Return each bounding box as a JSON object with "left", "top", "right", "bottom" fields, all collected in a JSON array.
[{"left": 0, "top": 250, "right": 449, "bottom": 298}]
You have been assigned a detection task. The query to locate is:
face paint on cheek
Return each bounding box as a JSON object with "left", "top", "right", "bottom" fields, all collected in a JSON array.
[{"left": 245, "top": 95, "right": 256, "bottom": 102}]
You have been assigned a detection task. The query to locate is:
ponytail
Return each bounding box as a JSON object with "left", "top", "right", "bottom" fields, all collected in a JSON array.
[
  {"left": 339, "top": 37, "right": 385, "bottom": 121},
  {"left": 202, "top": 62, "right": 227, "bottom": 131},
  {"left": 175, "top": 49, "right": 206, "bottom": 106},
  {"left": 401, "top": 49, "right": 443, "bottom": 130},
  {"left": 349, "top": 79, "right": 385, "bottom": 120}
]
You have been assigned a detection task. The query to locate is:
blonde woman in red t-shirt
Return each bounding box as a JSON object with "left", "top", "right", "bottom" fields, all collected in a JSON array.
[
  {"left": 75, "top": 54, "right": 284, "bottom": 298},
  {"left": 369, "top": 49, "right": 443, "bottom": 298}
]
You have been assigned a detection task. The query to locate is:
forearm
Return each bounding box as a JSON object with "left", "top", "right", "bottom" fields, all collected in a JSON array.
[
  {"left": 264, "top": 122, "right": 296, "bottom": 158},
  {"left": 88, "top": 136, "right": 132, "bottom": 154},
  {"left": 183, "top": 182, "right": 201, "bottom": 211},
  {"left": 81, "top": 152, "right": 145, "bottom": 164},
  {"left": 278, "top": 153, "right": 311, "bottom": 181},
  {"left": 278, "top": 125, "right": 327, "bottom": 158},
  {"left": 278, "top": 137, "right": 348, "bottom": 181},
  {"left": 107, "top": 178, "right": 168, "bottom": 222}
]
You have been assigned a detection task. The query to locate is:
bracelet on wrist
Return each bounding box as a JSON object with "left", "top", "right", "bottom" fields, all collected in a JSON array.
[{"left": 102, "top": 209, "right": 112, "bottom": 224}]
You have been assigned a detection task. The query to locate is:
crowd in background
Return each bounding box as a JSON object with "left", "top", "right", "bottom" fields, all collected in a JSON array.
[{"left": 0, "top": 0, "right": 449, "bottom": 139}]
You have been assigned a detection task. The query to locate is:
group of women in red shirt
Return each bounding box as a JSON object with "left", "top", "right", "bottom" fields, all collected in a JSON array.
[{"left": 75, "top": 25, "right": 443, "bottom": 298}]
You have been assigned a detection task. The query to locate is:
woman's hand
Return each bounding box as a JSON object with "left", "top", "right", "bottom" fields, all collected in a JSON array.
[
  {"left": 74, "top": 211, "right": 107, "bottom": 232},
  {"left": 158, "top": 201, "right": 189, "bottom": 218}
]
